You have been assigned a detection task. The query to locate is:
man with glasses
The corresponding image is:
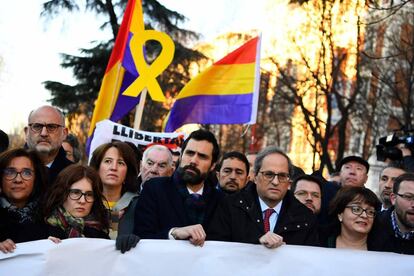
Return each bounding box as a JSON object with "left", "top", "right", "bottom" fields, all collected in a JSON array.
[
  {"left": 208, "top": 146, "right": 318, "bottom": 248},
  {"left": 216, "top": 151, "right": 250, "bottom": 194},
  {"left": 371, "top": 173, "right": 414, "bottom": 254},
  {"left": 24, "top": 105, "right": 73, "bottom": 184},
  {"left": 291, "top": 174, "right": 323, "bottom": 215}
]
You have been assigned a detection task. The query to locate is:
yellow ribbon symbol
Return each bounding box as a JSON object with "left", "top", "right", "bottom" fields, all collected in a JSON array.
[{"left": 122, "top": 30, "right": 175, "bottom": 102}]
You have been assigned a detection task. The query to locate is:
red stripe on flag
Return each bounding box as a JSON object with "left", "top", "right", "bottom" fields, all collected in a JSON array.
[
  {"left": 214, "top": 36, "right": 259, "bottom": 65},
  {"left": 105, "top": 0, "right": 136, "bottom": 72}
]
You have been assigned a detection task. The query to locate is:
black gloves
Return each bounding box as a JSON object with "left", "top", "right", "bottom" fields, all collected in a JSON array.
[{"left": 116, "top": 234, "right": 140, "bottom": 254}]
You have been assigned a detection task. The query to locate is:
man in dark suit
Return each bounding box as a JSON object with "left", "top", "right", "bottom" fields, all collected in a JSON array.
[
  {"left": 207, "top": 146, "right": 318, "bottom": 249},
  {"left": 24, "top": 105, "right": 73, "bottom": 185},
  {"left": 133, "top": 129, "right": 222, "bottom": 246}
]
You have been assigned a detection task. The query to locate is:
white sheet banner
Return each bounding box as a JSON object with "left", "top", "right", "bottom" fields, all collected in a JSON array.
[
  {"left": 0, "top": 239, "right": 412, "bottom": 276},
  {"left": 89, "top": 120, "right": 186, "bottom": 160}
]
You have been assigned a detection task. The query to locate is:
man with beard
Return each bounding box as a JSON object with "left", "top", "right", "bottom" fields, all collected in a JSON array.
[
  {"left": 291, "top": 174, "right": 322, "bottom": 215},
  {"left": 378, "top": 164, "right": 405, "bottom": 211},
  {"left": 133, "top": 129, "right": 222, "bottom": 246},
  {"left": 216, "top": 151, "right": 249, "bottom": 194},
  {"left": 207, "top": 146, "right": 318, "bottom": 248},
  {"left": 370, "top": 173, "right": 414, "bottom": 254},
  {"left": 24, "top": 106, "right": 73, "bottom": 184}
]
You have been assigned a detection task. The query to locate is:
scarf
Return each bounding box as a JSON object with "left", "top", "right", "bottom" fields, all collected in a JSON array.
[
  {"left": 0, "top": 196, "right": 38, "bottom": 224},
  {"left": 46, "top": 206, "right": 103, "bottom": 238}
]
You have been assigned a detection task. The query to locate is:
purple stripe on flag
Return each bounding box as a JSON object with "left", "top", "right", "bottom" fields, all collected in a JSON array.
[
  {"left": 165, "top": 93, "right": 253, "bottom": 132},
  {"left": 110, "top": 32, "right": 141, "bottom": 122}
]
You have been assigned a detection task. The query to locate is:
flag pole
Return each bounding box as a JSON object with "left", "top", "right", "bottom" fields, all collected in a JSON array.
[{"left": 133, "top": 88, "right": 147, "bottom": 130}]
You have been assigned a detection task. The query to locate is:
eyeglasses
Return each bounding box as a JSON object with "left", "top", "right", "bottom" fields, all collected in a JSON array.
[
  {"left": 68, "top": 189, "right": 94, "bottom": 203},
  {"left": 3, "top": 168, "right": 34, "bottom": 180},
  {"left": 396, "top": 193, "right": 414, "bottom": 202},
  {"left": 259, "top": 171, "right": 290, "bottom": 183},
  {"left": 28, "top": 123, "right": 63, "bottom": 133},
  {"left": 345, "top": 205, "right": 376, "bottom": 218},
  {"left": 294, "top": 190, "right": 321, "bottom": 199}
]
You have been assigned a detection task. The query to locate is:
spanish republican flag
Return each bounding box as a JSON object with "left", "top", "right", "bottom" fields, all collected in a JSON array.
[
  {"left": 88, "top": 0, "right": 144, "bottom": 138},
  {"left": 164, "top": 36, "right": 261, "bottom": 132}
]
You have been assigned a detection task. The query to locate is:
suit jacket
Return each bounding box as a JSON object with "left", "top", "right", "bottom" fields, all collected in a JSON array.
[
  {"left": 369, "top": 208, "right": 414, "bottom": 255},
  {"left": 133, "top": 172, "right": 223, "bottom": 239},
  {"left": 207, "top": 184, "right": 319, "bottom": 246}
]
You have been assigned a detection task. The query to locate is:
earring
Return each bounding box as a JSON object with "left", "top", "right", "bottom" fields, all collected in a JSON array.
[{"left": 338, "top": 215, "right": 343, "bottom": 222}]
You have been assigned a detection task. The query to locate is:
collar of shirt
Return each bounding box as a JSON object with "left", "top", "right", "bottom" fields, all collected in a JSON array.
[
  {"left": 258, "top": 196, "right": 282, "bottom": 215},
  {"left": 187, "top": 186, "right": 203, "bottom": 195}
]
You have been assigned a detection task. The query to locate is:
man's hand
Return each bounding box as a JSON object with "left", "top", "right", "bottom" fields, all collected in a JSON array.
[
  {"left": 171, "top": 224, "right": 206, "bottom": 247},
  {"left": 259, "top": 232, "right": 285, "bottom": 249},
  {"left": 0, "top": 239, "right": 16, "bottom": 253}
]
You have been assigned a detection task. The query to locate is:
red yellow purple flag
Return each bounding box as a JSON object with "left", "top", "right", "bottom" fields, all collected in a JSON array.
[
  {"left": 88, "top": 0, "right": 144, "bottom": 141},
  {"left": 164, "top": 35, "right": 261, "bottom": 132}
]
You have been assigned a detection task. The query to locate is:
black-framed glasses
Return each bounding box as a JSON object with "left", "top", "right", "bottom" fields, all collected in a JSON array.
[
  {"left": 396, "top": 193, "right": 414, "bottom": 203},
  {"left": 28, "top": 123, "right": 63, "bottom": 133},
  {"left": 68, "top": 189, "right": 94, "bottom": 203},
  {"left": 345, "top": 205, "right": 376, "bottom": 218},
  {"left": 259, "top": 171, "right": 290, "bottom": 183},
  {"left": 3, "top": 168, "right": 34, "bottom": 180}
]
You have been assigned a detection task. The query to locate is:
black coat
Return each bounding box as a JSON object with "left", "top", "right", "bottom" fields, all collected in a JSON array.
[
  {"left": 133, "top": 173, "right": 223, "bottom": 239},
  {"left": 369, "top": 208, "right": 414, "bottom": 255},
  {"left": 48, "top": 146, "right": 74, "bottom": 185},
  {"left": 207, "top": 184, "right": 319, "bottom": 246}
]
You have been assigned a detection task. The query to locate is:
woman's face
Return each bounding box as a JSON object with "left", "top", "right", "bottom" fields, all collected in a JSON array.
[
  {"left": 339, "top": 199, "right": 376, "bottom": 235},
  {"left": 1, "top": 156, "right": 35, "bottom": 208},
  {"left": 63, "top": 178, "right": 94, "bottom": 218},
  {"left": 98, "top": 147, "right": 127, "bottom": 188}
]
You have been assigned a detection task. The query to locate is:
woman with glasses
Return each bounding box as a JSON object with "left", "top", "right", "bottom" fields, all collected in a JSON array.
[
  {"left": 42, "top": 164, "right": 109, "bottom": 240},
  {"left": 0, "top": 148, "right": 48, "bottom": 253},
  {"left": 90, "top": 142, "right": 139, "bottom": 239},
  {"left": 319, "top": 186, "right": 380, "bottom": 250}
]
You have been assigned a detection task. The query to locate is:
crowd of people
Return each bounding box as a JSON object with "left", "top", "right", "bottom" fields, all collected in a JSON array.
[{"left": 0, "top": 105, "right": 413, "bottom": 256}]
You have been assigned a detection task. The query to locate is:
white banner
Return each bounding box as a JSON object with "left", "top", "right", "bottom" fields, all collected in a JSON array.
[
  {"left": 0, "top": 239, "right": 412, "bottom": 276},
  {"left": 89, "top": 120, "right": 186, "bottom": 160}
]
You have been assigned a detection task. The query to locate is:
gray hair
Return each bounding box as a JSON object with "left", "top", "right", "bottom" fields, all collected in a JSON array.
[
  {"left": 143, "top": 145, "right": 173, "bottom": 166},
  {"left": 254, "top": 146, "right": 294, "bottom": 177}
]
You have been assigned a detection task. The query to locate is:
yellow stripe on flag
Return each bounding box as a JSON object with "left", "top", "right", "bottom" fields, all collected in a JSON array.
[
  {"left": 88, "top": 62, "right": 125, "bottom": 136},
  {"left": 176, "top": 63, "right": 255, "bottom": 99}
]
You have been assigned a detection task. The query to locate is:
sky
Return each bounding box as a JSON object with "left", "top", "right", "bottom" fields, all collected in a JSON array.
[{"left": 0, "top": 0, "right": 271, "bottom": 134}]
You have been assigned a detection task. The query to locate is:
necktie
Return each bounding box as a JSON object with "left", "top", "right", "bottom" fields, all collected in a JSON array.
[{"left": 263, "top": 208, "right": 275, "bottom": 233}]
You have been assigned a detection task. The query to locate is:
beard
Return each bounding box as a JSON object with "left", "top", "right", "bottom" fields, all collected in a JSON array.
[
  {"left": 178, "top": 165, "right": 209, "bottom": 185},
  {"left": 395, "top": 207, "right": 414, "bottom": 229}
]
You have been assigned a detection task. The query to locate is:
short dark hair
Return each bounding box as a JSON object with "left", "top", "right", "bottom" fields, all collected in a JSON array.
[
  {"left": 89, "top": 141, "right": 138, "bottom": 194},
  {"left": 43, "top": 164, "right": 109, "bottom": 230},
  {"left": 329, "top": 186, "right": 380, "bottom": 217},
  {"left": 181, "top": 129, "right": 220, "bottom": 164},
  {"left": 254, "top": 146, "right": 294, "bottom": 176},
  {"left": 291, "top": 174, "right": 323, "bottom": 194},
  {"left": 0, "top": 148, "right": 48, "bottom": 203},
  {"left": 218, "top": 151, "right": 249, "bottom": 173},
  {"left": 393, "top": 173, "right": 414, "bottom": 194}
]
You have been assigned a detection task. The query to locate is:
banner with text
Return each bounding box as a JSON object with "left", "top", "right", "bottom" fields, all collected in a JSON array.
[
  {"left": 89, "top": 119, "right": 186, "bottom": 160},
  {"left": 0, "top": 239, "right": 412, "bottom": 276}
]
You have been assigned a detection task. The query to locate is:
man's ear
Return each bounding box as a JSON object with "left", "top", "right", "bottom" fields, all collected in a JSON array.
[
  {"left": 24, "top": 126, "right": 29, "bottom": 140},
  {"left": 209, "top": 162, "right": 217, "bottom": 172},
  {"left": 390, "top": 193, "right": 397, "bottom": 206}
]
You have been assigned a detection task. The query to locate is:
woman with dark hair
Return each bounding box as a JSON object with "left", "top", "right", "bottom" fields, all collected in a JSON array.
[
  {"left": 319, "top": 186, "right": 381, "bottom": 250},
  {"left": 0, "top": 148, "right": 48, "bottom": 253},
  {"left": 90, "top": 141, "right": 139, "bottom": 239},
  {"left": 42, "top": 164, "right": 109, "bottom": 240}
]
